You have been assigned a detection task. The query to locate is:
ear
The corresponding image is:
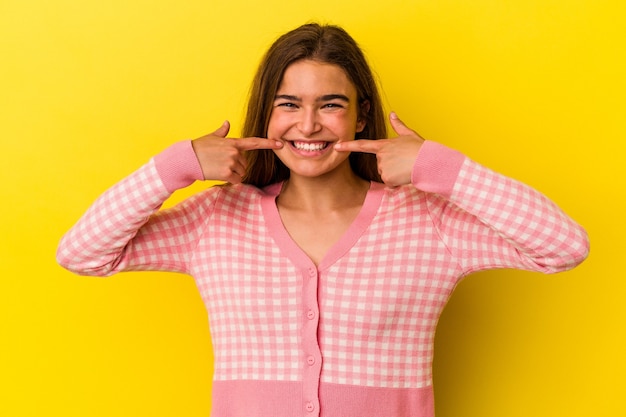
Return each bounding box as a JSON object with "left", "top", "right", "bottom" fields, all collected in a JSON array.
[{"left": 356, "top": 100, "right": 370, "bottom": 133}]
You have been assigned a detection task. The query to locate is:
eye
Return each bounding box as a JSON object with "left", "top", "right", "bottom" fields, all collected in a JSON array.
[
  {"left": 322, "top": 102, "right": 344, "bottom": 109},
  {"left": 276, "top": 102, "right": 298, "bottom": 109}
]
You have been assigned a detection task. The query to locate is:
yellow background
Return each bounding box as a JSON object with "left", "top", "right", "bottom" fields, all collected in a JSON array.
[{"left": 1, "top": 0, "right": 624, "bottom": 415}]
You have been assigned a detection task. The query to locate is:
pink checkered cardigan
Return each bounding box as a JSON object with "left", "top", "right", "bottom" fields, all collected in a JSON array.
[{"left": 57, "top": 140, "right": 589, "bottom": 417}]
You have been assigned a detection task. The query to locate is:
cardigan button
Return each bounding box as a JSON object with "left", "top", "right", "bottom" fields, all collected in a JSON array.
[
  {"left": 306, "top": 355, "right": 315, "bottom": 366},
  {"left": 306, "top": 310, "right": 315, "bottom": 320},
  {"left": 305, "top": 402, "right": 315, "bottom": 412},
  {"left": 308, "top": 267, "right": 316, "bottom": 276}
]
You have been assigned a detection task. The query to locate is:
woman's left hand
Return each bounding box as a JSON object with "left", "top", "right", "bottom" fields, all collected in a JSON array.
[{"left": 334, "top": 112, "right": 425, "bottom": 187}]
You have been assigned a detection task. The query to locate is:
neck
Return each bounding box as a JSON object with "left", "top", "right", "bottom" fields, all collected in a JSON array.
[{"left": 278, "top": 167, "right": 370, "bottom": 212}]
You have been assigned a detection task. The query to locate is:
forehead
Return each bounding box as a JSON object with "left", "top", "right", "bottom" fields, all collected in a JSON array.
[{"left": 277, "top": 60, "right": 357, "bottom": 97}]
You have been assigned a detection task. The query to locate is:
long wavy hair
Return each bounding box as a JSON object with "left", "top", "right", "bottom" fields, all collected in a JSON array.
[{"left": 241, "top": 23, "right": 387, "bottom": 187}]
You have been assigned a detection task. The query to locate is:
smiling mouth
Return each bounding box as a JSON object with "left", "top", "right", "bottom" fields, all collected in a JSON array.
[{"left": 289, "top": 141, "right": 332, "bottom": 152}]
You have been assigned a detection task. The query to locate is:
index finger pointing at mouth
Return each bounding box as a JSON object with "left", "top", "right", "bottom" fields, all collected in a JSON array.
[
  {"left": 334, "top": 139, "right": 384, "bottom": 154},
  {"left": 233, "top": 137, "right": 284, "bottom": 150}
]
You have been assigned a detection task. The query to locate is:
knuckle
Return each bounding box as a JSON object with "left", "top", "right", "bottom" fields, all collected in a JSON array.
[
  {"left": 224, "top": 147, "right": 240, "bottom": 158},
  {"left": 219, "top": 167, "right": 233, "bottom": 178},
  {"left": 249, "top": 140, "right": 263, "bottom": 149}
]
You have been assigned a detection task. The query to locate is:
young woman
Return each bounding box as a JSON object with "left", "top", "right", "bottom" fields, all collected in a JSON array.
[{"left": 57, "top": 23, "right": 589, "bottom": 417}]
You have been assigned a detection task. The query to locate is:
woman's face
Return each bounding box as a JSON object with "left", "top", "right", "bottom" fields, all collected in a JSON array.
[{"left": 267, "top": 59, "right": 366, "bottom": 180}]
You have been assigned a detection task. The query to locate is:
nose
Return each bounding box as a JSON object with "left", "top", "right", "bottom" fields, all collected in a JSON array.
[{"left": 297, "top": 108, "right": 321, "bottom": 137}]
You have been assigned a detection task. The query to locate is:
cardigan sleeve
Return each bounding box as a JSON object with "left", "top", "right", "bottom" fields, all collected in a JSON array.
[
  {"left": 412, "top": 141, "right": 589, "bottom": 275},
  {"left": 56, "top": 141, "right": 214, "bottom": 277}
]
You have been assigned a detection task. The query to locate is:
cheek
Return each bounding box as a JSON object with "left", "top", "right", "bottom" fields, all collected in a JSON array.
[
  {"left": 327, "top": 114, "right": 359, "bottom": 136},
  {"left": 267, "top": 112, "right": 289, "bottom": 137}
]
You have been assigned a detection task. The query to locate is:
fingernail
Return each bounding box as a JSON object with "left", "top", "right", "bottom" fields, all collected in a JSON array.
[{"left": 275, "top": 140, "right": 283, "bottom": 147}]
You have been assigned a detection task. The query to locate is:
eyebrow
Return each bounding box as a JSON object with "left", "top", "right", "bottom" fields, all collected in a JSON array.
[{"left": 274, "top": 94, "right": 351, "bottom": 102}]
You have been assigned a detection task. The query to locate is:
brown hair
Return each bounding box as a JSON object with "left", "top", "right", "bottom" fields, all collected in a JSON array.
[{"left": 242, "top": 23, "right": 387, "bottom": 187}]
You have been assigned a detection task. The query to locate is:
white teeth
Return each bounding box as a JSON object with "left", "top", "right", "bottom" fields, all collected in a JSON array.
[{"left": 293, "top": 141, "right": 327, "bottom": 151}]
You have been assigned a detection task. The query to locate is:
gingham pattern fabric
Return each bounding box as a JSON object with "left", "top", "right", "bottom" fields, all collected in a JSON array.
[{"left": 57, "top": 141, "right": 589, "bottom": 417}]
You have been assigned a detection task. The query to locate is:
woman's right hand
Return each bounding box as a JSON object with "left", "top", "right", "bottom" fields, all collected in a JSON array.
[{"left": 191, "top": 121, "right": 283, "bottom": 184}]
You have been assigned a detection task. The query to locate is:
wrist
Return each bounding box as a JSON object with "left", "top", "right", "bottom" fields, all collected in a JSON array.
[
  {"left": 153, "top": 140, "right": 205, "bottom": 193},
  {"left": 411, "top": 140, "right": 465, "bottom": 197}
]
